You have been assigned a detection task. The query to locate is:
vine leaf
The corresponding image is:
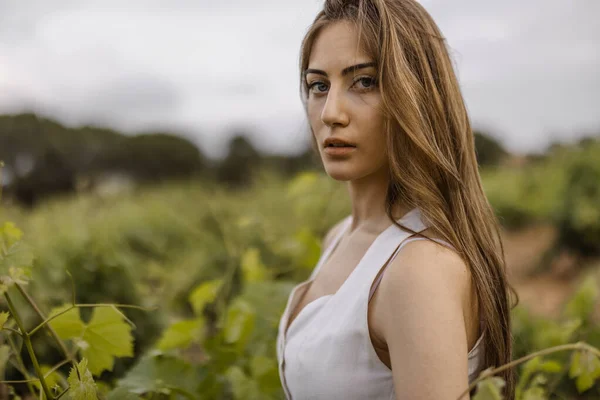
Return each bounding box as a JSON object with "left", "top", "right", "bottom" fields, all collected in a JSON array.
[
  {"left": 189, "top": 279, "right": 223, "bottom": 315},
  {"left": 226, "top": 366, "right": 262, "bottom": 400},
  {"left": 569, "top": 349, "right": 600, "bottom": 393},
  {"left": 519, "top": 373, "right": 549, "bottom": 400},
  {"left": 34, "top": 364, "right": 65, "bottom": 393},
  {"left": 472, "top": 373, "right": 506, "bottom": 400},
  {"left": 0, "top": 222, "right": 34, "bottom": 295},
  {"left": 67, "top": 358, "right": 98, "bottom": 400},
  {"left": 156, "top": 318, "right": 204, "bottom": 351},
  {"left": 241, "top": 248, "right": 269, "bottom": 283},
  {"left": 516, "top": 356, "right": 562, "bottom": 398},
  {"left": 110, "top": 354, "right": 202, "bottom": 397},
  {"left": 49, "top": 305, "right": 134, "bottom": 375},
  {"left": 223, "top": 299, "right": 256, "bottom": 350}
]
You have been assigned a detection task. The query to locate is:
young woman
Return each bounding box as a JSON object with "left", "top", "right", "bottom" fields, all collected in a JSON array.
[{"left": 276, "top": 0, "right": 519, "bottom": 399}]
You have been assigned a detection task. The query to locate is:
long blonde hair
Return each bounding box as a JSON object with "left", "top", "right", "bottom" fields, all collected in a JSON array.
[{"left": 299, "top": 0, "right": 519, "bottom": 397}]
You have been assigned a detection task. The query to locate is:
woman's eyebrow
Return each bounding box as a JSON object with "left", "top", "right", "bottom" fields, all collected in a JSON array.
[{"left": 303, "top": 62, "right": 377, "bottom": 78}]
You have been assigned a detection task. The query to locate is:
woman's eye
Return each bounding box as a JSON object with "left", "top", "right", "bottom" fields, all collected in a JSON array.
[
  {"left": 308, "top": 81, "right": 328, "bottom": 94},
  {"left": 352, "top": 76, "right": 377, "bottom": 90}
]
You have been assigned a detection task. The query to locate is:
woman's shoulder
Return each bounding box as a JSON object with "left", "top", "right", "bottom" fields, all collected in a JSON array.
[{"left": 394, "top": 232, "right": 468, "bottom": 282}]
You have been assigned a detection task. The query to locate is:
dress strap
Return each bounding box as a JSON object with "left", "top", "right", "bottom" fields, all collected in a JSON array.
[{"left": 368, "top": 237, "right": 456, "bottom": 301}]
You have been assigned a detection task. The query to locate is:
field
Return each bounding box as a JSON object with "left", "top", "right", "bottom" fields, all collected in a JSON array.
[{"left": 0, "top": 139, "right": 599, "bottom": 399}]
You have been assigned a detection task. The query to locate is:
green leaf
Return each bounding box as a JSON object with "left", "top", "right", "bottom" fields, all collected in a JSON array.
[
  {"left": 112, "top": 353, "right": 203, "bottom": 397},
  {"left": 535, "top": 318, "right": 581, "bottom": 349},
  {"left": 0, "top": 222, "right": 34, "bottom": 295},
  {"left": 67, "top": 358, "right": 98, "bottom": 400},
  {"left": 105, "top": 386, "right": 139, "bottom": 400},
  {"left": 576, "top": 373, "right": 595, "bottom": 393},
  {"left": 249, "top": 355, "right": 281, "bottom": 395},
  {"left": 0, "top": 311, "right": 9, "bottom": 329},
  {"left": 225, "top": 366, "right": 262, "bottom": 400},
  {"left": 189, "top": 279, "right": 223, "bottom": 315},
  {"left": 517, "top": 355, "right": 563, "bottom": 397},
  {"left": 538, "top": 360, "right": 562, "bottom": 373},
  {"left": 223, "top": 299, "right": 256, "bottom": 350},
  {"left": 33, "top": 364, "right": 65, "bottom": 393},
  {"left": 473, "top": 375, "right": 506, "bottom": 400},
  {"left": 569, "top": 349, "right": 600, "bottom": 393},
  {"left": 81, "top": 307, "right": 135, "bottom": 375},
  {"left": 521, "top": 374, "right": 548, "bottom": 400},
  {"left": 1, "top": 222, "right": 22, "bottom": 247},
  {"left": 49, "top": 305, "right": 86, "bottom": 338},
  {"left": 522, "top": 386, "right": 547, "bottom": 400},
  {"left": 241, "top": 248, "right": 269, "bottom": 283},
  {"left": 250, "top": 355, "right": 273, "bottom": 379},
  {"left": 156, "top": 318, "right": 204, "bottom": 351},
  {"left": 49, "top": 305, "right": 134, "bottom": 376}
]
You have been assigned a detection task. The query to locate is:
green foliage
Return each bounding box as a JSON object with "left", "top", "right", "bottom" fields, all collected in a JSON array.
[
  {"left": 49, "top": 305, "right": 134, "bottom": 375},
  {"left": 189, "top": 279, "right": 223, "bottom": 315},
  {"left": 109, "top": 353, "right": 202, "bottom": 398},
  {"left": 565, "top": 275, "right": 599, "bottom": 326},
  {"left": 0, "top": 222, "right": 34, "bottom": 294},
  {"left": 157, "top": 319, "right": 204, "bottom": 352},
  {"left": 1, "top": 152, "right": 600, "bottom": 399},
  {"left": 484, "top": 139, "right": 600, "bottom": 257},
  {"left": 569, "top": 349, "right": 600, "bottom": 393},
  {"left": 473, "top": 375, "right": 506, "bottom": 400},
  {"left": 0, "top": 311, "right": 8, "bottom": 328},
  {"left": 67, "top": 358, "right": 98, "bottom": 400},
  {"left": 474, "top": 130, "right": 508, "bottom": 167}
]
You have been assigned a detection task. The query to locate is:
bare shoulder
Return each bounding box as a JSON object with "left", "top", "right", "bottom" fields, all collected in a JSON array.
[
  {"left": 375, "top": 238, "right": 474, "bottom": 396},
  {"left": 379, "top": 238, "right": 471, "bottom": 312},
  {"left": 394, "top": 238, "right": 470, "bottom": 284}
]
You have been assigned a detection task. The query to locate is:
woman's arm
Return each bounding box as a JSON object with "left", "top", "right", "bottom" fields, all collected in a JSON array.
[{"left": 376, "top": 240, "right": 473, "bottom": 399}]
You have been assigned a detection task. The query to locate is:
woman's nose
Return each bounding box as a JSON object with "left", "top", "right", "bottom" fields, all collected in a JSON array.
[{"left": 321, "top": 90, "right": 349, "bottom": 128}]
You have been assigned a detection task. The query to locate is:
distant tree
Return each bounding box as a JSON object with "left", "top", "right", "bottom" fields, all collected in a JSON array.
[
  {"left": 577, "top": 135, "right": 600, "bottom": 149},
  {"left": 118, "top": 133, "right": 206, "bottom": 181},
  {"left": 260, "top": 146, "right": 320, "bottom": 177},
  {"left": 473, "top": 130, "right": 508, "bottom": 167},
  {"left": 12, "top": 147, "right": 76, "bottom": 208},
  {"left": 0, "top": 113, "right": 207, "bottom": 206},
  {"left": 216, "top": 134, "right": 261, "bottom": 186}
]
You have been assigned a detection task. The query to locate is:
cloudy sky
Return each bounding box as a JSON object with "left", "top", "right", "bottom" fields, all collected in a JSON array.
[{"left": 0, "top": 0, "right": 598, "bottom": 159}]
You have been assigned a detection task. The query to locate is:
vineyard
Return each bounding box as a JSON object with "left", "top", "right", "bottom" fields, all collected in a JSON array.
[{"left": 0, "top": 139, "right": 599, "bottom": 399}]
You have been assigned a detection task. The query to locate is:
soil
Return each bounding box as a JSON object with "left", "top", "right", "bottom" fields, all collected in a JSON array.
[{"left": 502, "top": 224, "right": 599, "bottom": 319}]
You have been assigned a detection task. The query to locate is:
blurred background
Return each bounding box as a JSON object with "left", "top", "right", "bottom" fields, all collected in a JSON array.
[{"left": 0, "top": 0, "right": 599, "bottom": 399}]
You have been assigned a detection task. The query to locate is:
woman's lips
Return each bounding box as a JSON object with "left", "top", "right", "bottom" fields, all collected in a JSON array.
[{"left": 324, "top": 146, "right": 356, "bottom": 156}]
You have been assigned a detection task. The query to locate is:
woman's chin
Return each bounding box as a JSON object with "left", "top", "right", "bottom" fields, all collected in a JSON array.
[{"left": 324, "top": 165, "right": 357, "bottom": 181}]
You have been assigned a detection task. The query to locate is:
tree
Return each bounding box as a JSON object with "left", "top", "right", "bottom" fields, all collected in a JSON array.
[{"left": 473, "top": 130, "right": 508, "bottom": 167}]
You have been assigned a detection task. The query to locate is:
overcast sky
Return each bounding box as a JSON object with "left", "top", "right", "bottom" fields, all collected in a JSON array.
[{"left": 0, "top": 0, "right": 598, "bottom": 159}]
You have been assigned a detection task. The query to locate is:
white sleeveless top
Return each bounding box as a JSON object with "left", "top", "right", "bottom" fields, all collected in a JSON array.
[{"left": 276, "top": 207, "right": 485, "bottom": 399}]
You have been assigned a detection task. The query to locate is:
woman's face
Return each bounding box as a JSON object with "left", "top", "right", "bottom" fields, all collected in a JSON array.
[{"left": 305, "top": 20, "right": 388, "bottom": 182}]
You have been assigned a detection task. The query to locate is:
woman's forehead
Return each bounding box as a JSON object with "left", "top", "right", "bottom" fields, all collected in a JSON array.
[{"left": 307, "top": 21, "right": 373, "bottom": 73}]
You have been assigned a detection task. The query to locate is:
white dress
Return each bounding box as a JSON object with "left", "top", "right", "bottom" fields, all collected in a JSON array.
[{"left": 276, "top": 207, "right": 485, "bottom": 399}]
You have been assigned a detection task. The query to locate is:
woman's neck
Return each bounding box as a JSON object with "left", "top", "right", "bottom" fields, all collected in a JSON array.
[{"left": 346, "top": 167, "right": 411, "bottom": 234}]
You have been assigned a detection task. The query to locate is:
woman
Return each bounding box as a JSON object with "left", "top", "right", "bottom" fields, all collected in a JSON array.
[{"left": 276, "top": 0, "right": 519, "bottom": 399}]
